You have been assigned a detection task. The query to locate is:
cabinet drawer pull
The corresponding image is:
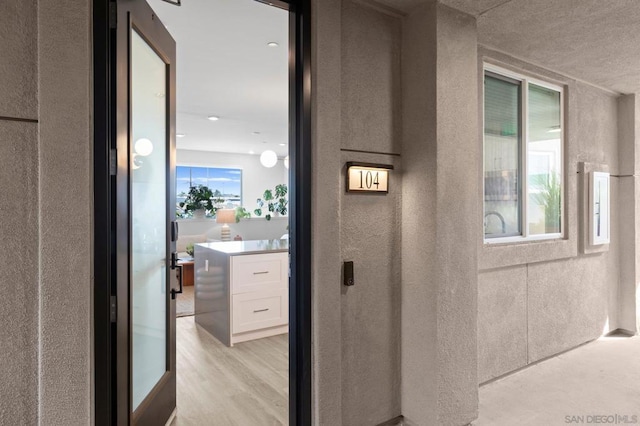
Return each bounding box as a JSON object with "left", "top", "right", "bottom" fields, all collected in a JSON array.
[
  {"left": 253, "top": 308, "right": 270, "bottom": 313},
  {"left": 253, "top": 271, "right": 269, "bottom": 275}
]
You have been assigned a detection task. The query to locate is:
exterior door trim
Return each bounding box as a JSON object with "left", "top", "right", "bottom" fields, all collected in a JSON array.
[{"left": 92, "top": 0, "right": 312, "bottom": 424}]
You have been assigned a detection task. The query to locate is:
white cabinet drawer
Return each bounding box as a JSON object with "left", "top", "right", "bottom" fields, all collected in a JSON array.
[
  {"left": 232, "top": 289, "right": 288, "bottom": 334},
  {"left": 231, "top": 252, "right": 287, "bottom": 294}
]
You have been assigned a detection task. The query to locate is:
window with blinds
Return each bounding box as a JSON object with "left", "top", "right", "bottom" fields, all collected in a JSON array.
[{"left": 483, "top": 65, "right": 563, "bottom": 242}]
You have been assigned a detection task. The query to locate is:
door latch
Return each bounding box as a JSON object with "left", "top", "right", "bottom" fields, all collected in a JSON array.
[{"left": 170, "top": 252, "right": 183, "bottom": 300}]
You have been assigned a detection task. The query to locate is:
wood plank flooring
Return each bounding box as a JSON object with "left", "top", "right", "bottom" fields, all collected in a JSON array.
[
  {"left": 170, "top": 316, "right": 289, "bottom": 426},
  {"left": 176, "top": 286, "right": 194, "bottom": 318}
]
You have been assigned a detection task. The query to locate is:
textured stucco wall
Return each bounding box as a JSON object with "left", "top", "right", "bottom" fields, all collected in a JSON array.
[
  {"left": 477, "top": 50, "right": 622, "bottom": 383},
  {"left": 341, "top": 1, "right": 402, "bottom": 155},
  {"left": 340, "top": 152, "right": 402, "bottom": 426},
  {"left": 401, "top": 3, "right": 479, "bottom": 425},
  {"left": 0, "top": 0, "right": 92, "bottom": 424},
  {"left": 38, "top": 0, "right": 93, "bottom": 424},
  {"left": 339, "top": 2, "right": 403, "bottom": 425},
  {"left": 617, "top": 94, "right": 640, "bottom": 334},
  {"left": 312, "top": 0, "right": 344, "bottom": 424},
  {"left": 400, "top": 4, "right": 438, "bottom": 424},
  {"left": 434, "top": 6, "right": 479, "bottom": 425},
  {"left": 313, "top": 1, "right": 404, "bottom": 424},
  {"left": 0, "top": 1, "right": 39, "bottom": 425},
  {"left": 0, "top": 1, "right": 38, "bottom": 119},
  {"left": 0, "top": 120, "right": 39, "bottom": 425}
]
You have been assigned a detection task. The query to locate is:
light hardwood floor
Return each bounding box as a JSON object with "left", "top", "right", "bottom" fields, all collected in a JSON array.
[{"left": 170, "top": 316, "right": 289, "bottom": 426}]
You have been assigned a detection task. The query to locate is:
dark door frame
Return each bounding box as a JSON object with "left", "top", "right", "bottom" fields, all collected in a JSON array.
[{"left": 93, "top": 0, "right": 312, "bottom": 424}]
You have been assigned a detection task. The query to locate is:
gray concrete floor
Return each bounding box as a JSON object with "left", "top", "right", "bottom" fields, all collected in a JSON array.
[{"left": 476, "top": 335, "right": 640, "bottom": 426}]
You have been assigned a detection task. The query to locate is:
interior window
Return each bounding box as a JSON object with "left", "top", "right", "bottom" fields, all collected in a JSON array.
[{"left": 176, "top": 165, "right": 243, "bottom": 218}]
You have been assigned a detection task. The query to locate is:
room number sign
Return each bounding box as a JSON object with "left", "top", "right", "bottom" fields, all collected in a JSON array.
[{"left": 346, "top": 162, "right": 393, "bottom": 193}]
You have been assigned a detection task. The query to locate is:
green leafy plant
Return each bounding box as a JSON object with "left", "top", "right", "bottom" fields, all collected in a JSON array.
[
  {"left": 254, "top": 184, "right": 288, "bottom": 221},
  {"left": 234, "top": 206, "right": 252, "bottom": 223},
  {"left": 185, "top": 243, "right": 194, "bottom": 257},
  {"left": 531, "top": 173, "right": 561, "bottom": 233},
  {"left": 178, "top": 185, "right": 224, "bottom": 216}
]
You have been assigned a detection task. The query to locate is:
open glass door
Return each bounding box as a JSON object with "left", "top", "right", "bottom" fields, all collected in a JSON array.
[{"left": 115, "top": 1, "right": 177, "bottom": 424}]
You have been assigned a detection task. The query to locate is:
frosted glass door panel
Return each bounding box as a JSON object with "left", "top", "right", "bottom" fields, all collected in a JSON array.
[{"left": 131, "top": 29, "right": 168, "bottom": 411}]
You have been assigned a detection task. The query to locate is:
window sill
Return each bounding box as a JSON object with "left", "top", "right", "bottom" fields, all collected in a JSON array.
[
  {"left": 484, "top": 233, "right": 562, "bottom": 245},
  {"left": 479, "top": 234, "right": 577, "bottom": 271},
  {"left": 176, "top": 216, "right": 288, "bottom": 223}
]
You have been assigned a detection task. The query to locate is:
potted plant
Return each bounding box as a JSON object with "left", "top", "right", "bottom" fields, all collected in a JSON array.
[
  {"left": 531, "top": 173, "right": 561, "bottom": 233},
  {"left": 254, "top": 184, "right": 287, "bottom": 221},
  {"left": 234, "top": 206, "right": 251, "bottom": 223},
  {"left": 179, "top": 185, "right": 221, "bottom": 219}
]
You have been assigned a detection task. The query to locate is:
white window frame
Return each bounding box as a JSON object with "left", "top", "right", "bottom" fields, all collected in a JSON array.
[{"left": 483, "top": 63, "right": 565, "bottom": 244}]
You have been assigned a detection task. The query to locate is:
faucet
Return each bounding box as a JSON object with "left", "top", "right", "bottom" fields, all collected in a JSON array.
[{"left": 484, "top": 211, "right": 506, "bottom": 234}]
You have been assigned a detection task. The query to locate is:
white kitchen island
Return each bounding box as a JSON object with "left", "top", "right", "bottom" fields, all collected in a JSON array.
[{"left": 193, "top": 239, "right": 289, "bottom": 347}]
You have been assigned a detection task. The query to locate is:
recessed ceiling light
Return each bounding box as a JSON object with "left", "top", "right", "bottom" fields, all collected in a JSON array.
[
  {"left": 176, "top": 133, "right": 185, "bottom": 138},
  {"left": 279, "top": 143, "right": 286, "bottom": 146},
  {"left": 267, "top": 42, "right": 279, "bottom": 48},
  {"left": 208, "top": 115, "right": 220, "bottom": 121},
  {"left": 249, "top": 150, "right": 255, "bottom": 154},
  {"left": 252, "top": 131, "right": 261, "bottom": 135}
]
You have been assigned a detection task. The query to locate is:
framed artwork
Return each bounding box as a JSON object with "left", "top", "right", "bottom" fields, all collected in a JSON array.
[{"left": 589, "top": 171, "right": 610, "bottom": 246}]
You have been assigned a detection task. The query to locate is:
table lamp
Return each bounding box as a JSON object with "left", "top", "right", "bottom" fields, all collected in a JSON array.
[{"left": 216, "top": 209, "right": 235, "bottom": 241}]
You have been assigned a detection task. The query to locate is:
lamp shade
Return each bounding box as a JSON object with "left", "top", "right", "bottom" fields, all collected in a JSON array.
[{"left": 216, "top": 209, "right": 235, "bottom": 224}]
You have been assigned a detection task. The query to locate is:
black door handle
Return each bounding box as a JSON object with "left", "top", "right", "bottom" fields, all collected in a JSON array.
[
  {"left": 171, "top": 221, "right": 179, "bottom": 242},
  {"left": 171, "top": 263, "right": 183, "bottom": 300}
]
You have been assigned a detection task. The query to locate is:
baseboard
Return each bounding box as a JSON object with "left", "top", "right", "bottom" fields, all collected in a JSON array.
[
  {"left": 605, "top": 328, "right": 636, "bottom": 337},
  {"left": 377, "top": 416, "right": 404, "bottom": 426},
  {"left": 398, "top": 415, "right": 474, "bottom": 425},
  {"left": 480, "top": 338, "right": 596, "bottom": 386}
]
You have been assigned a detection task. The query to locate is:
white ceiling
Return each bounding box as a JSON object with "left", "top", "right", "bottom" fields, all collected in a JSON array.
[
  {"left": 376, "top": 0, "right": 640, "bottom": 95},
  {"left": 148, "top": 0, "right": 289, "bottom": 157},
  {"left": 149, "top": 0, "right": 640, "bottom": 149},
  {"left": 476, "top": 0, "right": 640, "bottom": 95}
]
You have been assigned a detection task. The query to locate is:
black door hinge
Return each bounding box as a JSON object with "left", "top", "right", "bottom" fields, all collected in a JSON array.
[
  {"left": 109, "top": 2, "right": 117, "bottom": 29},
  {"left": 109, "top": 149, "right": 117, "bottom": 176},
  {"left": 110, "top": 296, "right": 117, "bottom": 323}
]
